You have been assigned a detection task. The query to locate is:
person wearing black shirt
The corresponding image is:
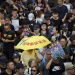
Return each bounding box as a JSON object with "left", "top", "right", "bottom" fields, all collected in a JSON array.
[
  {"left": 12, "top": 52, "right": 23, "bottom": 72},
  {"left": 0, "top": 17, "right": 15, "bottom": 34},
  {"left": 46, "top": 59, "right": 65, "bottom": 75},
  {"left": 1, "top": 61, "right": 14, "bottom": 75},
  {"left": 0, "top": 43, "right": 7, "bottom": 74},
  {"left": 2, "top": 24, "right": 15, "bottom": 60},
  {"left": 50, "top": 11, "right": 62, "bottom": 32},
  {"left": 14, "top": 63, "right": 25, "bottom": 75},
  {"left": 54, "top": 0, "right": 68, "bottom": 19}
]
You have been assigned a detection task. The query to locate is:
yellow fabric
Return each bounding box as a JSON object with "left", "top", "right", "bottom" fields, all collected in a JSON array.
[
  {"left": 21, "top": 50, "right": 41, "bottom": 67},
  {"left": 16, "top": 36, "right": 51, "bottom": 50}
]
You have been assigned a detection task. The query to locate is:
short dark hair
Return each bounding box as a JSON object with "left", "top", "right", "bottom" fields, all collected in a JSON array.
[
  {"left": 59, "top": 36, "right": 67, "bottom": 41},
  {"left": 12, "top": 9, "right": 18, "bottom": 13},
  {"left": 6, "top": 61, "right": 14, "bottom": 67},
  {"left": 16, "top": 63, "right": 24, "bottom": 70}
]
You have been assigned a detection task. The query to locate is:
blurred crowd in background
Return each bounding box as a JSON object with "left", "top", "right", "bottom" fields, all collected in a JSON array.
[{"left": 0, "top": 0, "right": 75, "bottom": 75}]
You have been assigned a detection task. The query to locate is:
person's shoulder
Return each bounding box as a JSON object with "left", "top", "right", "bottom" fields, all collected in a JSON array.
[{"left": 62, "top": 5, "right": 68, "bottom": 9}]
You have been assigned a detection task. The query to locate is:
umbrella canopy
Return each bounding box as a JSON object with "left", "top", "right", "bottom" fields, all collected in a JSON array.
[{"left": 15, "top": 36, "right": 51, "bottom": 50}]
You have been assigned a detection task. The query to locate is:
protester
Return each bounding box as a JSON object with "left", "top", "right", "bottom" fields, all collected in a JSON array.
[
  {"left": 68, "top": 35, "right": 75, "bottom": 63},
  {"left": 59, "top": 36, "right": 68, "bottom": 52},
  {"left": 2, "top": 24, "right": 15, "bottom": 60},
  {"left": 31, "top": 67, "right": 40, "bottom": 75},
  {"left": 39, "top": 50, "right": 52, "bottom": 75},
  {"left": 1, "top": 61, "right": 15, "bottom": 75},
  {"left": 46, "top": 58, "right": 65, "bottom": 75},
  {"left": 14, "top": 63, "right": 25, "bottom": 75},
  {"left": 13, "top": 52, "right": 23, "bottom": 68},
  {"left": 0, "top": 43, "right": 7, "bottom": 74},
  {"left": 54, "top": 0, "right": 68, "bottom": 20}
]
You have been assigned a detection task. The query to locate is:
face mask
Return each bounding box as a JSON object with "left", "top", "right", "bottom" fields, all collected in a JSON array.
[
  {"left": 28, "top": 13, "right": 34, "bottom": 21},
  {"left": 36, "top": 18, "right": 43, "bottom": 24}
]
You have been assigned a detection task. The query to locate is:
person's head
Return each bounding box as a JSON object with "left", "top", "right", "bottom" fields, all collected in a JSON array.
[
  {"left": 12, "top": 9, "right": 18, "bottom": 18},
  {"left": 52, "top": 27, "right": 58, "bottom": 35},
  {"left": 31, "top": 67, "right": 37, "bottom": 75},
  {"left": 28, "top": 59, "right": 37, "bottom": 68},
  {"left": 6, "top": 61, "right": 14, "bottom": 71},
  {"left": 59, "top": 36, "right": 67, "bottom": 47},
  {"left": 5, "top": 17, "right": 11, "bottom": 24},
  {"left": 16, "top": 63, "right": 25, "bottom": 75},
  {"left": 23, "top": 25, "right": 30, "bottom": 32},
  {"left": 0, "top": 56, "right": 7, "bottom": 68},
  {"left": 46, "top": 50, "right": 52, "bottom": 61},
  {"left": 52, "top": 11, "right": 59, "bottom": 19},
  {"left": 34, "top": 27, "right": 40, "bottom": 34},
  {"left": 4, "top": 24, "right": 11, "bottom": 31},
  {"left": 13, "top": 52, "right": 21, "bottom": 63},
  {"left": 70, "top": 35, "right": 75, "bottom": 45},
  {"left": 41, "top": 23, "right": 47, "bottom": 30},
  {"left": 58, "top": 0, "right": 64, "bottom": 6}
]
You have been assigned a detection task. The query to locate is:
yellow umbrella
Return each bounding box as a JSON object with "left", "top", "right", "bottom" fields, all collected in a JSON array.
[{"left": 15, "top": 36, "right": 51, "bottom": 50}]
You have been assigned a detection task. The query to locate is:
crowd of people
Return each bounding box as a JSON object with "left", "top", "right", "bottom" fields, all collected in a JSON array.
[{"left": 0, "top": 0, "right": 75, "bottom": 75}]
